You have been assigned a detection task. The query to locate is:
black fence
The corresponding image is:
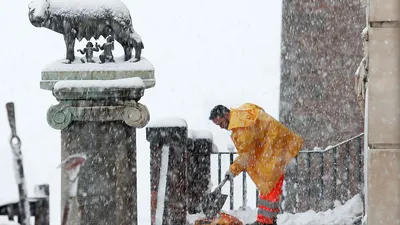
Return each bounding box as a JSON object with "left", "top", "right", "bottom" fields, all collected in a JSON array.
[
  {"left": 0, "top": 184, "right": 50, "bottom": 225},
  {"left": 211, "top": 133, "right": 364, "bottom": 213}
]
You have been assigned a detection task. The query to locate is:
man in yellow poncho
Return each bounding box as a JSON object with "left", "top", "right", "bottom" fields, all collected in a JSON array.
[{"left": 209, "top": 103, "right": 303, "bottom": 225}]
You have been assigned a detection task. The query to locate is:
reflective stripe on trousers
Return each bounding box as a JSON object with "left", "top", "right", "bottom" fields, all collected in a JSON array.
[
  {"left": 257, "top": 174, "right": 284, "bottom": 224},
  {"left": 258, "top": 206, "right": 279, "bottom": 218},
  {"left": 258, "top": 199, "right": 280, "bottom": 217},
  {"left": 257, "top": 199, "right": 280, "bottom": 223}
]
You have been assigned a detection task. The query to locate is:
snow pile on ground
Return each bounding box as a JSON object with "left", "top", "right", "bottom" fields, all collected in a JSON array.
[
  {"left": 0, "top": 216, "right": 37, "bottom": 225},
  {"left": 227, "top": 206, "right": 258, "bottom": 224},
  {"left": 186, "top": 207, "right": 256, "bottom": 225},
  {"left": 278, "top": 194, "right": 363, "bottom": 225},
  {"left": 0, "top": 222, "right": 19, "bottom": 225},
  {"left": 187, "top": 194, "right": 363, "bottom": 225},
  {"left": 186, "top": 212, "right": 206, "bottom": 224},
  {"left": 0, "top": 217, "right": 19, "bottom": 225}
]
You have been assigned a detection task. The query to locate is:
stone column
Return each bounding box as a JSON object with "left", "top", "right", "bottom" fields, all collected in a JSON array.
[
  {"left": 366, "top": 1, "right": 400, "bottom": 224},
  {"left": 146, "top": 119, "right": 188, "bottom": 225},
  {"left": 41, "top": 59, "right": 155, "bottom": 225},
  {"left": 187, "top": 130, "right": 213, "bottom": 214}
]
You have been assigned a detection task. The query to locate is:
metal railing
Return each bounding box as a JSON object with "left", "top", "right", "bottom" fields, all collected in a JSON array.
[
  {"left": 211, "top": 133, "right": 364, "bottom": 213},
  {"left": 0, "top": 184, "right": 50, "bottom": 225}
]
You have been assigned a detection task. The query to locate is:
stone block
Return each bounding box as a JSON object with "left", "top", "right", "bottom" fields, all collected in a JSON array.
[
  {"left": 367, "top": 149, "right": 400, "bottom": 224},
  {"left": 40, "top": 57, "right": 155, "bottom": 90},
  {"left": 368, "top": 27, "right": 400, "bottom": 145},
  {"left": 188, "top": 130, "right": 213, "bottom": 155},
  {"left": 369, "top": 0, "right": 400, "bottom": 22}
]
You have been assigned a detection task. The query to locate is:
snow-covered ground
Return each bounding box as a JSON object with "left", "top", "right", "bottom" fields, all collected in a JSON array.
[
  {"left": 277, "top": 194, "right": 363, "bottom": 225},
  {"left": 187, "top": 194, "right": 363, "bottom": 225},
  {"left": 0, "top": 222, "right": 19, "bottom": 225}
]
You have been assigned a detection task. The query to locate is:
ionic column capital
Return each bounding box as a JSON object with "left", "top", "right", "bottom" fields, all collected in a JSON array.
[{"left": 47, "top": 101, "right": 150, "bottom": 130}]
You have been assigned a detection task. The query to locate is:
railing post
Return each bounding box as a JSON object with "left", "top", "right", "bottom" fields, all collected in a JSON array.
[
  {"left": 242, "top": 171, "right": 247, "bottom": 208},
  {"left": 34, "top": 184, "right": 49, "bottom": 225},
  {"left": 7, "top": 205, "right": 14, "bottom": 221},
  {"left": 320, "top": 153, "right": 324, "bottom": 207},
  {"left": 345, "top": 142, "right": 351, "bottom": 200},
  {"left": 294, "top": 157, "right": 299, "bottom": 212},
  {"left": 281, "top": 157, "right": 298, "bottom": 213},
  {"left": 332, "top": 147, "right": 337, "bottom": 208},
  {"left": 186, "top": 130, "right": 213, "bottom": 214},
  {"left": 146, "top": 120, "right": 188, "bottom": 225},
  {"left": 256, "top": 189, "right": 259, "bottom": 207},
  {"left": 306, "top": 153, "right": 311, "bottom": 203},
  {"left": 218, "top": 153, "right": 222, "bottom": 184},
  {"left": 356, "top": 136, "right": 365, "bottom": 216},
  {"left": 356, "top": 137, "right": 363, "bottom": 191},
  {"left": 229, "top": 153, "right": 234, "bottom": 210}
]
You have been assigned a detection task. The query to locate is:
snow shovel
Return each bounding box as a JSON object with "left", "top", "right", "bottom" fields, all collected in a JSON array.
[{"left": 201, "top": 176, "right": 229, "bottom": 219}]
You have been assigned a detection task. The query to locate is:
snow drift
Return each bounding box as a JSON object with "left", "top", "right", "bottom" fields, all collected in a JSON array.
[{"left": 187, "top": 194, "right": 363, "bottom": 225}]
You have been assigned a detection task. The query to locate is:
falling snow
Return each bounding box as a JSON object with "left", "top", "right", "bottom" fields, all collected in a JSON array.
[{"left": 0, "top": 0, "right": 383, "bottom": 224}]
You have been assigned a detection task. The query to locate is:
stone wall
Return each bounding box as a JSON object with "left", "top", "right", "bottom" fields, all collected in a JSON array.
[
  {"left": 279, "top": 0, "right": 365, "bottom": 149},
  {"left": 279, "top": 0, "right": 367, "bottom": 213}
]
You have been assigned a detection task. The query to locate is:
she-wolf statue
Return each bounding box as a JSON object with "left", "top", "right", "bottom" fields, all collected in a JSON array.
[{"left": 28, "top": 0, "right": 144, "bottom": 63}]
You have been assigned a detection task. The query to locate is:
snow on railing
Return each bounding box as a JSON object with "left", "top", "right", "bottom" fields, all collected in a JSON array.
[
  {"left": 299, "top": 133, "right": 364, "bottom": 153},
  {"left": 212, "top": 133, "right": 364, "bottom": 214}
]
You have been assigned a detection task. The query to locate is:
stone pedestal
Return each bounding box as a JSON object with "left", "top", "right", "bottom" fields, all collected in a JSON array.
[
  {"left": 42, "top": 60, "right": 154, "bottom": 225},
  {"left": 186, "top": 130, "right": 213, "bottom": 214},
  {"left": 146, "top": 119, "right": 188, "bottom": 225},
  {"left": 367, "top": 1, "right": 400, "bottom": 224}
]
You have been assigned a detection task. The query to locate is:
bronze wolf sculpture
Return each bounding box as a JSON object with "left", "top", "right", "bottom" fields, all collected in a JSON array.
[{"left": 28, "top": 0, "right": 144, "bottom": 63}]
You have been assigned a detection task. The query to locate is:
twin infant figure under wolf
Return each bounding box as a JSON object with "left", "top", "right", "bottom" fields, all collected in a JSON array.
[{"left": 76, "top": 36, "right": 116, "bottom": 64}]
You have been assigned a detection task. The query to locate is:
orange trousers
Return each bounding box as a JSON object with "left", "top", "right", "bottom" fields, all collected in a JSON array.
[{"left": 257, "top": 174, "right": 284, "bottom": 224}]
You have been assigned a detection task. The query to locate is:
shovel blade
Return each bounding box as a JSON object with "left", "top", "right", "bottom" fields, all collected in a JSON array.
[{"left": 202, "top": 190, "right": 228, "bottom": 219}]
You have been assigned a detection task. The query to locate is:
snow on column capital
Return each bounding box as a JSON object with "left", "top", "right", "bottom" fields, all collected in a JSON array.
[{"left": 46, "top": 77, "right": 151, "bottom": 130}]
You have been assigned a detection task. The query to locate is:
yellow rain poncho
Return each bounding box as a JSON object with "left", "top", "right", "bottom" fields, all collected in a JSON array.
[{"left": 228, "top": 103, "right": 303, "bottom": 195}]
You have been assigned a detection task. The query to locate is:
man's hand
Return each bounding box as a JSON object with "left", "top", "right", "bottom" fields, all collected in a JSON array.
[{"left": 225, "top": 169, "right": 234, "bottom": 182}]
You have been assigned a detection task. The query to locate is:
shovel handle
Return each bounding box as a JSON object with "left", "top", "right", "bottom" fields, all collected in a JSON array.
[{"left": 215, "top": 176, "right": 229, "bottom": 191}]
